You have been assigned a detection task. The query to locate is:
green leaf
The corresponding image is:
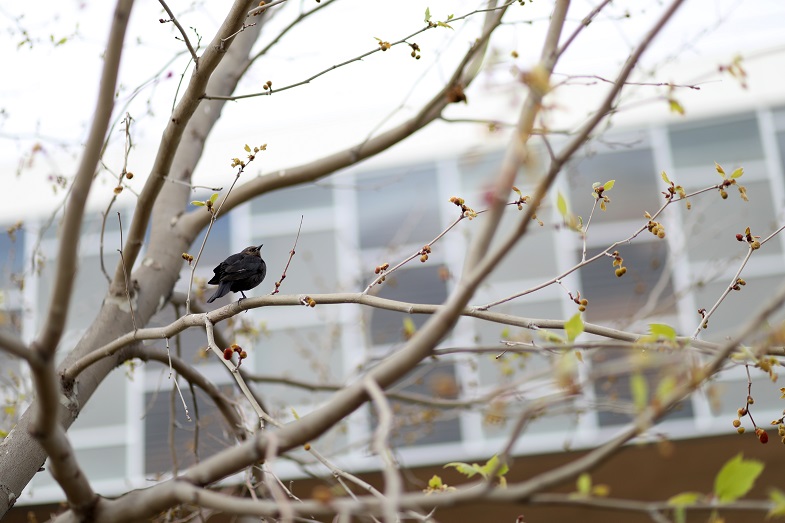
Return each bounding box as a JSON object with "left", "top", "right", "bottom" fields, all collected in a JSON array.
[
  {"left": 576, "top": 473, "right": 591, "bottom": 495},
  {"left": 244, "top": 144, "right": 251, "bottom": 153},
  {"left": 668, "top": 492, "right": 702, "bottom": 506},
  {"left": 539, "top": 330, "right": 565, "bottom": 344},
  {"left": 630, "top": 372, "right": 648, "bottom": 411},
  {"left": 209, "top": 193, "right": 220, "bottom": 204},
  {"left": 402, "top": 317, "right": 417, "bottom": 338},
  {"left": 191, "top": 200, "right": 205, "bottom": 207},
  {"left": 428, "top": 475, "right": 443, "bottom": 490},
  {"left": 603, "top": 179, "right": 616, "bottom": 191},
  {"left": 291, "top": 407, "right": 300, "bottom": 420},
  {"left": 715, "top": 162, "right": 726, "bottom": 177},
  {"left": 444, "top": 461, "right": 480, "bottom": 478},
  {"left": 668, "top": 492, "right": 702, "bottom": 523},
  {"left": 424, "top": 7, "right": 431, "bottom": 22},
  {"left": 556, "top": 191, "right": 568, "bottom": 217},
  {"left": 768, "top": 488, "right": 785, "bottom": 519},
  {"left": 564, "top": 313, "right": 584, "bottom": 342},
  {"left": 661, "top": 171, "right": 671, "bottom": 184},
  {"left": 436, "top": 21, "right": 453, "bottom": 29},
  {"left": 668, "top": 98, "right": 685, "bottom": 115},
  {"left": 714, "top": 453, "right": 764, "bottom": 503},
  {"left": 479, "top": 455, "right": 509, "bottom": 479},
  {"left": 649, "top": 323, "right": 677, "bottom": 340},
  {"left": 731, "top": 167, "right": 744, "bottom": 179}
]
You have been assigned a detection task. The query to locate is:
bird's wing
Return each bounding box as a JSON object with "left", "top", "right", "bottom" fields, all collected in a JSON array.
[
  {"left": 219, "top": 256, "right": 263, "bottom": 282},
  {"left": 208, "top": 253, "right": 244, "bottom": 284}
]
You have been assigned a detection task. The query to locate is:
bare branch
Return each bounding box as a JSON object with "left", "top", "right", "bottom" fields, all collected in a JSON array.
[
  {"left": 158, "top": 0, "right": 199, "bottom": 65},
  {"left": 365, "top": 377, "right": 401, "bottom": 523},
  {"left": 0, "top": 331, "right": 32, "bottom": 363},
  {"left": 179, "top": 1, "right": 510, "bottom": 239},
  {"left": 109, "top": 0, "right": 266, "bottom": 295},
  {"left": 125, "top": 345, "right": 247, "bottom": 441}
]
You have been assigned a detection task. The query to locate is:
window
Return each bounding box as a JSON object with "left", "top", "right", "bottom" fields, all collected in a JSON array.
[
  {"left": 669, "top": 114, "right": 764, "bottom": 168},
  {"left": 368, "top": 265, "right": 448, "bottom": 346},
  {"left": 356, "top": 164, "right": 441, "bottom": 250},
  {"left": 580, "top": 241, "right": 673, "bottom": 324},
  {"left": 567, "top": 148, "right": 660, "bottom": 223}
]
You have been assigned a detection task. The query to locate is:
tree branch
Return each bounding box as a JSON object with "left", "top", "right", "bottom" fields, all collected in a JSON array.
[
  {"left": 108, "top": 0, "right": 259, "bottom": 295},
  {"left": 27, "top": 0, "right": 136, "bottom": 516},
  {"left": 178, "top": 0, "right": 510, "bottom": 239}
]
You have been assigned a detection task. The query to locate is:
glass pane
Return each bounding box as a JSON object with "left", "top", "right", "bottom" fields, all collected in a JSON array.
[
  {"left": 249, "top": 183, "right": 334, "bottom": 214},
  {"left": 694, "top": 275, "right": 785, "bottom": 342},
  {"left": 369, "top": 265, "right": 448, "bottom": 346},
  {"left": 567, "top": 148, "right": 660, "bottom": 223},
  {"left": 709, "top": 377, "right": 783, "bottom": 418},
  {"left": 250, "top": 230, "right": 338, "bottom": 295},
  {"left": 682, "top": 180, "right": 779, "bottom": 263},
  {"left": 473, "top": 300, "right": 564, "bottom": 387},
  {"left": 579, "top": 241, "right": 673, "bottom": 323},
  {"left": 145, "top": 306, "right": 213, "bottom": 365},
  {"left": 592, "top": 348, "right": 693, "bottom": 428},
  {"left": 464, "top": 207, "right": 558, "bottom": 283},
  {"left": 370, "top": 362, "right": 462, "bottom": 448},
  {"left": 777, "top": 131, "right": 785, "bottom": 181},
  {"left": 190, "top": 214, "right": 232, "bottom": 269},
  {"left": 0, "top": 226, "right": 24, "bottom": 280},
  {"left": 144, "top": 387, "right": 232, "bottom": 474},
  {"left": 669, "top": 114, "right": 764, "bottom": 168},
  {"left": 249, "top": 324, "right": 344, "bottom": 409},
  {"left": 356, "top": 164, "right": 441, "bottom": 249}
]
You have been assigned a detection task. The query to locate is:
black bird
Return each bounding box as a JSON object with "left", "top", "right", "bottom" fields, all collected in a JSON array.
[{"left": 206, "top": 244, "right": 267, "bottom": 303}]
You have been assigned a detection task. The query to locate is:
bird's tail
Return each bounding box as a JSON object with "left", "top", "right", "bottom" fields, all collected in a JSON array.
[{"left": 206, "top": 283, "right": 230, "bottom": 303}]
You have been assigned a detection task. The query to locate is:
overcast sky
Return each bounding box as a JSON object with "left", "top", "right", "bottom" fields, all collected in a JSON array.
[{"left": 1, "top": 0, "right": 784, "bottom": 222}]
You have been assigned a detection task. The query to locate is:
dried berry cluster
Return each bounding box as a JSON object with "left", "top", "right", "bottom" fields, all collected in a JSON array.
[
  {"left": 611, "top": 251, "right": 626, "bottom": 277},
  {"left": 570, "top": 291, "right": 589, "bottom": 312},
  {"left": 223, "top": 343, "right": 248, "bottom": 365},
  {"left": 373, "top": 262, "right": 390, "bottom": 285},
  {"left": 646, "top": 220, "right": 666, "bottom": 239},
  {"left": 420, "top": 245, "right": 432, "bottom": 263},
  {"left": 736, "top": 227, "right": 761, "bottom": 250},
  {"left": 731, "top": 277, "right": 747, "bottom": 291},
  {"left": 449, "top": 196, "right": 477, "bottom": 219}
]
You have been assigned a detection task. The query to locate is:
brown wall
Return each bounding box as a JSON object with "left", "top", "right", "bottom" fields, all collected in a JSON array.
[{"left": 9, "top": 432, "right": 784, "bottom": 522}]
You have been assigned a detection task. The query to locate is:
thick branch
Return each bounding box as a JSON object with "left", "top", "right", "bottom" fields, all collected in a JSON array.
[
  {"left": 28, "top": 0, "right": 136, "bottom": 516},
  {"left": 178, "top": 1, "right": 509, "bottom": 239},
  {"left": 109, "top": 0, "right": 257, "bottom": 294}
]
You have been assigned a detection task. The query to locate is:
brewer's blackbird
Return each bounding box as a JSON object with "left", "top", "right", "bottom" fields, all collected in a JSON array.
[{"left": 206, "top": 244, "right": 267, "bottom": 303}]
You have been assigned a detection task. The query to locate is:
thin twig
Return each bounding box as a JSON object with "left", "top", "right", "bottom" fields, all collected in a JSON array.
[
  {"left": 100, "top": 113, "right": 133, "bottom": 283},
  {"left": 166, "top": 337, "right": 191, "bottom": 421},
  {"left": 204, "top": 1, "right": 516, "bottom": 101},
  {"left": 204, "top": 317, "right": 276, "bottom": 428},
  {"left": 478, "top": 182, "right": 729, "bottom": 310},
  {"left": 272, "top": 215, "right": 304, "bottom": 295},
  {"left": 158, "top": 0, "right": 199, "bottom": 65}
]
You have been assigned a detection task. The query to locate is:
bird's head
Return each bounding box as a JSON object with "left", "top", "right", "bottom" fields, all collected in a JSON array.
[{"left": 242, "top": 244, "right": 263, "bottom": 256}]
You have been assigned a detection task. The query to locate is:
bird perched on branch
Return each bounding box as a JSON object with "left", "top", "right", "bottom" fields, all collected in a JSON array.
[{"left": 206, "top": 244, "right": 267, "bottom": 303}]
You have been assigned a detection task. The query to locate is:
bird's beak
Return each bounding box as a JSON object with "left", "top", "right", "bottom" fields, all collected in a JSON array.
[{"left": 258, "top": 243, "right": 264, "bottom": 250}]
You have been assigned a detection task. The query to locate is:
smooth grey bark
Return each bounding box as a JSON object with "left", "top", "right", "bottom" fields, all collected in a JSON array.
[{"left": 0, "top": 9, "right": 266, "bottom": 518}]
